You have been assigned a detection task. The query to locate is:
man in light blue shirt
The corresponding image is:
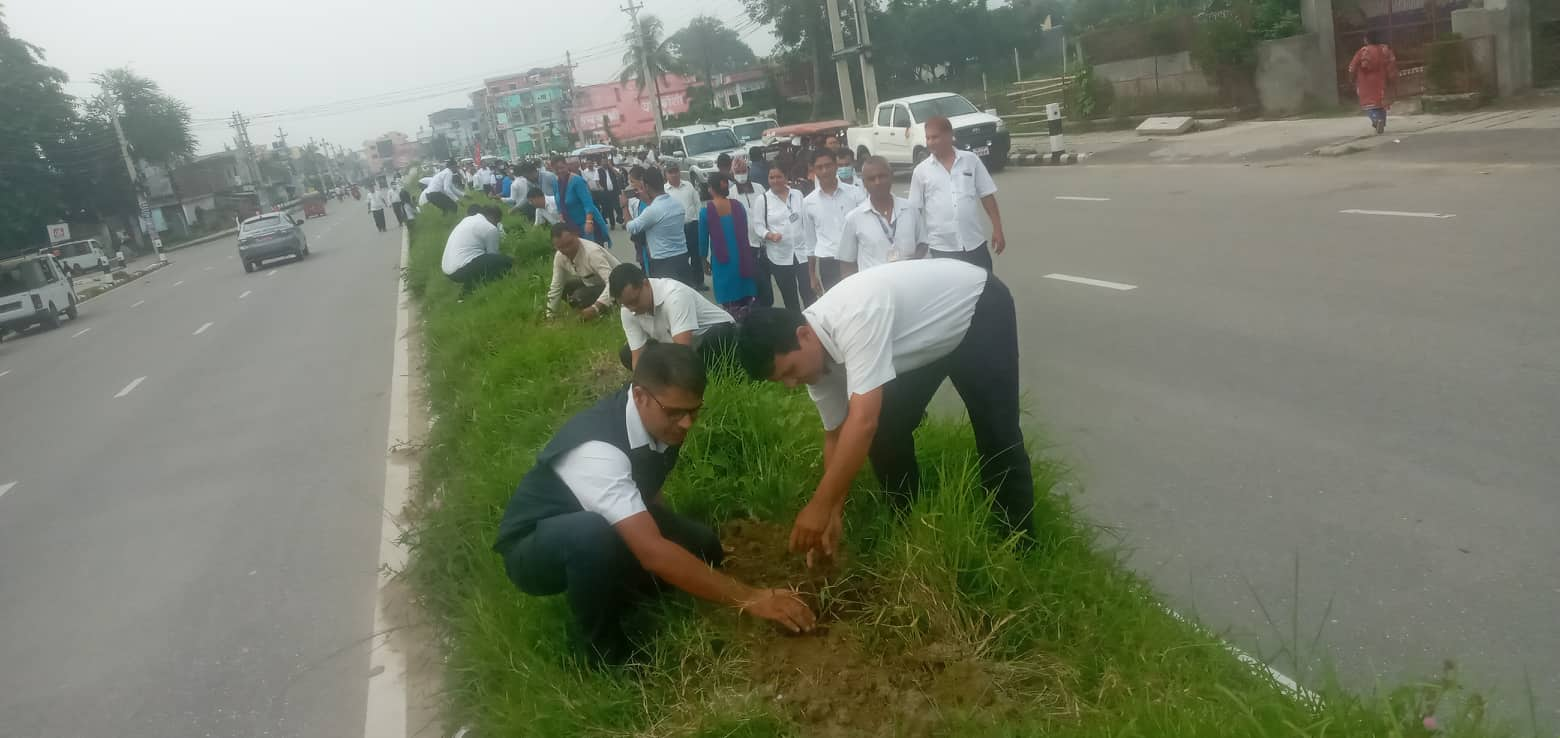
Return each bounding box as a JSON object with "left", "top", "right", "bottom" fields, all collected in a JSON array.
[{"left": 626, "top": 167, "right": 692, "bottom": 284}]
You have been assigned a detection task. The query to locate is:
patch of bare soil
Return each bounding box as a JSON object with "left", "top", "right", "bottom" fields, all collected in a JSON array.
[{"left": 717, "top": 519, "right": 1014, "bottom": 738}]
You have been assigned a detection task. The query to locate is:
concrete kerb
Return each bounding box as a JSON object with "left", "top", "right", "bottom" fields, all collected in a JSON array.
[
  {"left": 75, "top": 261, "right": 171, "bottom": 304},
  {"left": 1010, "top": 151, "right": 1090, "bottom": 166},
  {"left": 160, "top": 227, "right": 238, "bottom": 253}
]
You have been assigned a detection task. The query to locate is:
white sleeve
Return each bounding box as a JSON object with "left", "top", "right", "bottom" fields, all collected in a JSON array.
[
  {"left": 807, "top": 368, "right": 850, "bottom": 431},
  {"left": 620, "top": 307, "right": 650, "bottom": 350},
  {"left": 552, "top": 441, "right": 649, "bottom": 524},
  {"left": 663, "top": 289, "right": 700, "bottom": 337},
  {"left": 833, "top": 303, "right": 897, "bottom": 396},
  {"left": 836, "top": 212, "right": 859, "bottom": 263},
  {"left": 973, "top": 156, "right": 998, "bottom": 198},
  {"left": 802, "top": 198, "right": 819, "bottom": 256}
]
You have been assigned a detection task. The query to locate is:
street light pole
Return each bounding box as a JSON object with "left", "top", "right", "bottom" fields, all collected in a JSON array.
[
  {"left": 109, "top": 108, "right": 165, "bottom": 263},
  {"left": 621, "top": 0, "right": 664, "bottom": 143}
]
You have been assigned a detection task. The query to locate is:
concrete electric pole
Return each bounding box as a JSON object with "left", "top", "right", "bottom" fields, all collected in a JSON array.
[
  {"left": 228, "top": 111, "right": 271, "bottom": 211},
  {"left": 621, "top": 0, "right": 664, "bottom": 143},
  {"left": 824, "top": 0, "right": 858, "bottom": 122},
  {"left": 109, "top": 107, "right": 166, "bottom": 263},
  {"left": 853, "top": 0, "right": 880, "bottom": 116}
]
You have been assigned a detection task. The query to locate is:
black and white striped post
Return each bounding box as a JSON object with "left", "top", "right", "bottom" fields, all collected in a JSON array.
[{"left": 1046, "top": 102, "right": 1067, "bottom": 164}]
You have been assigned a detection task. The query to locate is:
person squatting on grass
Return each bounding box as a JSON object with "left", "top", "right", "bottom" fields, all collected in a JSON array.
[
  {"left": 440, "top": 205, "right": 511, "bottom": 296},
  {"left": 491, "top": 343, "right": 816, "bottom": 664},
  {"left": 545, "top": 223, "right": 620, "bottom": 320},
  {"left": 609, "top": 263, "right": 738, "bottom": 371},
  {"left": 737, "top": 259, "right": 1035, "bottom": 562}
]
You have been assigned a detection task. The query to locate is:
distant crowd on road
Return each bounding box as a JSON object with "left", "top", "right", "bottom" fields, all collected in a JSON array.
[{"left": 431, "top": 115, "right": 1036, "bottom": 665}]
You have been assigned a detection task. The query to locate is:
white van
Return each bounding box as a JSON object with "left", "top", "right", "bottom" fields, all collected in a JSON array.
[
  {"left": 0, "top": 253, "right": 80, "bottom": 340},
  {"left": 719, "top": 116, "right": 779, "bottom": 147},
  {"left": 659, "top": 125, "right": 746, "bottom": 188},
  {"left": 42, "top": 239, "right": 112, "bottom": 275}
]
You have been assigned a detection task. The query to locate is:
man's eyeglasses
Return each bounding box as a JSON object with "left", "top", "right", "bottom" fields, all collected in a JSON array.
[{"left": 644, "top": 391, "right": 702, "bottom": 422}]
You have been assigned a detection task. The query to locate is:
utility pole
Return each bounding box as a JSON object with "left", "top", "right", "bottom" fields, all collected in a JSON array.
[
  {"left": 621, "top": 0, "right": 664, "bottom": 142},
  {"left": 564, "top": 50, "right": 578, "bottom": 149},
  {"left": 109, "top": 106, "right": 165, "bottom": 263},
  {"left": 853, "top": 0, "right": 880, "bottom": 116},
  {"left": 824, "top": 0, "right": 858, "bottom": 122},
  {"left": 275, "top": 127, "right": 303, "bottom": 197},
  {"left": 229, "top": 111, "right": 271, "bottom": 211}
]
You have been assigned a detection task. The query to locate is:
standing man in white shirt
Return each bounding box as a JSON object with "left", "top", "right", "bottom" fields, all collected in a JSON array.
[
  {"left": 736, "top": 259, "right": 1034, "bottom": 559},
  {"left": 425, "top": 159, "right": 464, "bottom": 214},
  {"left": 662, "top": 163, "right": 704, "bottom": 290},
  {"left": 908, "top": 116, "right": 1006, "bottom": 271},
  {"left": 608, "top": 263, "right": 737, "bottom": 371},
  {"left": 836, "top": 156, "right": 923, "bottom": 276},
  {"left": 440, "top": 205, "right": 511, "bottom": 295},
  {"left": 753, "top": 165, "right": 812, "bottom": 310},
  {"left": 366, "top": 182, "right": 391, "bottom": 233},
  {"left": 801, "top": 149, "right": 866, "bottom": 292},
  {"left": 491, "top": 343, "right": 815, "bottom": 664}
]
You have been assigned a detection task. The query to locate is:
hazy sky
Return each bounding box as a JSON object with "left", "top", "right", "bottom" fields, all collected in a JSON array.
[{"left": 7, "top": 0, "right": 774, "bottom": 155}]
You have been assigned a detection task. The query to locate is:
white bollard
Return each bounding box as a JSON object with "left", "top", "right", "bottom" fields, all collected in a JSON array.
[{"left": 1046, "top": 103, "right": 1066, "bottom": 164}]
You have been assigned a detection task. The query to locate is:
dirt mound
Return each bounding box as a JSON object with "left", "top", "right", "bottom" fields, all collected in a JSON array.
[{"left": 718, "top": 519, "right": 1013, "bottom": 738}]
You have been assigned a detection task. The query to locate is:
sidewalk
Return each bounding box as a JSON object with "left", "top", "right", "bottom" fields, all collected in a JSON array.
[{"left": 1016, "top": 101, "right": 1560, "bottom": 165}]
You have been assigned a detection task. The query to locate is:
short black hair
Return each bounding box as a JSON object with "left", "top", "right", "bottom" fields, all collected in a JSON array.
[
  {"left": 609, "top": 263, "right": 647, "bottom": 300},
  {"left": 837, "top": 148, "right": 855, "bottom": 162},
  {"left": 526, "top": 187, "right": 545, "bottom": 199},
  {"left": 716, "top": 152, "right": 732, "bottom": 168},
  {"left": 705, "top": 172, "right": 730, "bottom": 195},
  {"left": 640, "top": 167, "right": 665, "bottom": 193},
  {"left": 628, "top": 165, "right": 646, "bottom": 182},
  {"left": 737, "top": 307, "right": 806, "bottom": 380},
  {"left": 634, "top": 342, "right": 707, "bottom": 396},
  {"left": 550, "top": 222, "right": 577, "bottom": 239},
  {"left": 466, "top": 204, "right": 483, "bottom": 216},
  {"left": 811, "top": 149, "right": 836, "bottom": 167},
  {"left": 663, "top": 162, "right": 680, "bottom": 173},
  {"left": 481, "top": 204, "right": 503, "bottom": 221}
]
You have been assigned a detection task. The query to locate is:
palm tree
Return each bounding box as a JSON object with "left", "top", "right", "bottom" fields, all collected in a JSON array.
[{"left": 619, "top": 14, "right": 682, "bottom": 138}]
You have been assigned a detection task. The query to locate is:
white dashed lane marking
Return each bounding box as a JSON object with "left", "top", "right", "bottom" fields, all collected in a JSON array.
[
  {"left": 1044, "top": 273, "right": 1139, "bottom": 291},
  {"left": 239, "top": 290, "right": 252, "bottom": 299},
  {"left": 114, "top": 376, "right": 147, "bottom": 398},
  {"left": 131, "top": 300, "right": 145, "bottom": 308},
  {"left": 0, "top": 370, "right": 10, "bottom": 379},
  {"left": 1055, "top": 196, "right": 1112, "bottom": 202},
  {"left": 173, "top": 280, "right": 185, "bottom": 287},
  {"left": 1340, "top": 208, "right": 1456, "bottom": 219},
  {"left": 0, "top": 481, "right": 15, "bottom": 499},
  {"left": 71, "top": 328, "right": 91, "bottom": 338},
  {"left": 193, "top": 322, "right": 213, "bottom": 336}
]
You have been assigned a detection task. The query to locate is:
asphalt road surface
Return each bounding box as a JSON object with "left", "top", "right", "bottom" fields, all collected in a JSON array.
[
  {"left": 981, "top": 156, "right": 1558, "bottom": 723},
  {"left": 0, "top": 203, "right": 404, "bottom": 736}
]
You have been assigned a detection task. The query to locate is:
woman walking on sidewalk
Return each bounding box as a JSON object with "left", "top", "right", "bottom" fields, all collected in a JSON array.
[{"left": 1349, "top": 31, "right": 1398, "bottom": 134}]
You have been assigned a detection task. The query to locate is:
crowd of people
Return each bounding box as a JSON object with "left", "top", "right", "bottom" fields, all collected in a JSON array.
[{"left": 435, "top": 116, "right": 1028, "bottom": 665}]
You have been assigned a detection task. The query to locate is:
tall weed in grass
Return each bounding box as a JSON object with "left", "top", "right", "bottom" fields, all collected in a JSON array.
[{"left": 403, "top": 200, "right": 1521, "bottom": 737}]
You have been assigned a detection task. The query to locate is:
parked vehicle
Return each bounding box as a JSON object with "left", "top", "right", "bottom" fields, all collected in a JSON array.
[
  {"left": 41, "top": 238, "right": 111, "bottom": 275},
  {"left": 237, "top": 212, "right": 309, "bottom": 273},
  {"left": 719, "top": 116, "right": 779, "bottom": 147},
  {"left": 0, "top": 253, "right": 79, "bottom": 340},
  {"left": 846, "top": 93, "right": 1011, "bottom": 171},
  {"left": 659, "top": 125, "right": 746, "bottom": 187}
]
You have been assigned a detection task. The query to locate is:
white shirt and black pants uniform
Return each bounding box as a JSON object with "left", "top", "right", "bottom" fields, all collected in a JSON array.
[
  {"left": 424, "top": 167, "right": 463, "bottom": 214},
  {"left": 367, "top": 188, "right": 390, "bottom": 232},
  {"left": 666, "top": 180, "right": 704, "bottom": 290},
  {"left": 593, "top": 166, "right": 623, "bottom": 230},
  {"left": 754, "top": 186, "right": 814, "bottom": 310},
  {"left": 492, "top": 388, "right": 723, "bottom": 664},
  {"left": 617, "top": 277, "right": 737, "bottom": 370},
  {"left": 909, "top": 149, "right": 999, "bottom": 271},
  {"left": 440, "top": 213, "right": 511, "bottom": 295},
  {"left": 801, "top": 259, "right": 1033, "bottom": 535},
  {"left": 803, "top": 181, "right": 866, "bottom": 292}
]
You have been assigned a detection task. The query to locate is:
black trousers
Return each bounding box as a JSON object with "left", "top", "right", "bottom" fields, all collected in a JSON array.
[
  {"left": 817, "top": 257, "right": 842, "bottom": 291},
  {"left": 371, "top": 210, "right": 387, "bottom": 232},
  {"left": 647, "top": 254, "right": 687, "bottom": 282},
  {"left": 869, "top": 274, "right": 1033, "bottom": 536},
  {"left": 931, "top": 242, "right": 993, "bottom": 271},
  {"left": 426, "top": 192, "right": 457, "bottom": 214},
  {"left": 391, "top": 202, "right": 407, "bottom": 225},
  {"left": 683, "top": 221, "right": 705, "bottom": 288},
  {"left": 561, "top": 278, "right": 606, "bottom": 310},
  {"left": 448, "top": 253, "right": 513, "bottom": 295},
  {"left": 618, "top": 322, "right": 738, "bottom": 371},
  {"left": 500, "top": 505, "right": 722, "bottom": 664},
  {"left": 593, "top": 191, "right": 619, "bottom": 228},
  {"left": 751, "top": 248, "right": 774, "bottom": 307},
  {"left": 768, "top": 259, "right": 816, "bottom": 310}
]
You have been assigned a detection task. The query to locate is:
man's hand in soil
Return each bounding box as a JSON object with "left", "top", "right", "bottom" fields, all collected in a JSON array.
[
  {"left": 790, "top": 497, "right": 843, "bottom": 565},
  {"left": 740, "top": 588, "right": 816, "bottom": 633}
]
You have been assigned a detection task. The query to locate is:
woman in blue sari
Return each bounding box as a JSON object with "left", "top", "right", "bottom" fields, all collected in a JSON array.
[
  {"left": 697, "top": 172, "right": 758, "bottom": 318},
  {"left": 550, "top": 155, "right": 611, "bottom": 247}
]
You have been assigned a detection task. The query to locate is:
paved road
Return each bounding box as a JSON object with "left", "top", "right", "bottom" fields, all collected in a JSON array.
[
  {"left": 0, "top": 205, "right": 404, "bottom": 736},
  {"left": 982, "top": 156, "right": 1559, "bottom": 722}
]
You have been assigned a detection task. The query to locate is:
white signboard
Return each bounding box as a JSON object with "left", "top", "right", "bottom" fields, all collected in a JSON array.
[{"left": 47, "top": 223, "right": 70, "bottom": 244}]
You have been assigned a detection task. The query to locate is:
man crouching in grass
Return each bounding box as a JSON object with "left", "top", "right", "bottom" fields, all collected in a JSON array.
[
  {"left": 492, "top": 343, "right": 816, "bottom": 664},
  {"left": 736, "top": 259, "right": 1034, "bottom": 563}
]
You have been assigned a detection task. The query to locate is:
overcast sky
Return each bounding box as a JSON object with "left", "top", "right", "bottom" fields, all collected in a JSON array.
[{"left": 7, "top": 0, "right": 774, "bottom": 155}]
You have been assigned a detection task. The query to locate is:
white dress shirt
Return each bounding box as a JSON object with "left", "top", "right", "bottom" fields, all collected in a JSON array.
[
  {"left": 506, "top": 175, "right": 533, "bottom": 204},
  {"left": 552, "top": 394, "right": 666, "bottom": 524},
  {"left": 665, "top": 180, "right": 700, "bottom": 223},
  {"left": 802, "top": 259, "right": 988, "bottom": 430},
  {"left": 427, "top": 168, "right": 464, "bottom": 201},
  {"left": 440, "top": 214, "right": 501, "bottom": 275},
  {"left": 582, "top": 166, "right": 603, "bottom": 192},
  {"left": 619, "top": 277, "right": 735, "bottom": 351},
  {"left": 837, "top": 195, "right": 923, "bottom": 271},
  {"left": 533, "top": 195, "right": 562, "bottom": 226},
  {"left": 753, "top": 186, "right": 808, "bottom": 265},
  {"left": 802, "top": 181, "right": 866, "bottom": 260},
  {"left": 908, "top": 149, "right": 998, "bottom": 253},
  {"left": 366, "top": 188, "right": 389, "bottom": 211}
]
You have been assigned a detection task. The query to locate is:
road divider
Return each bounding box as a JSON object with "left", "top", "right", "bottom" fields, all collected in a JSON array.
[
  {"left": 1044, "top": 273, "right": 1139, "bottom": 291},
  {"left": 113, "top": 376, "right": 147, "bottom": 398}
]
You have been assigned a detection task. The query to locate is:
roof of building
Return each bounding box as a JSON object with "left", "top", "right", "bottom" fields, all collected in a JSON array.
[{"left": 429, "top": 107, "right": 476, "bottom": 124}]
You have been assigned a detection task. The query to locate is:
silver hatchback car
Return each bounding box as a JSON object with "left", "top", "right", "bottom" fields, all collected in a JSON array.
[{"left": 237, "top": 213, "right": 309, "bottom": 273}]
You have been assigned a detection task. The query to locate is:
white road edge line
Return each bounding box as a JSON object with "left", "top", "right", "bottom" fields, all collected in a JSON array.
[
  {"left": 1163, "top": 606, "right": 1321, "bottom": 704},
  {"left": 131, "top": 300, "right": 145, "bottom": 308},
  {"left": 1044, "top": 273, "right": 1139, "bottom": 291},
  {"left": 114, "top": 376, "right": 147, "bottom": 398},
  {"left": 71, "top": 328, "right": 91, "bottom": 338},
  {"left": 193, "top": 321, "right": 213, "bottom": 336},
  {"left": 173, "top": 280, "right": 185, "bottom": 287},
  {"left": 363, "top": 226, "right": 412, "bottom": 738},
  {"left": 1055, "top": 196, "right": 1112, "bottom": 201},
  {"left": 1339, "top": 208, "right": 1456, "bottom": 219},
  {"left": 0, "top": 481, "right": 15, "bottom": 499},
  {"left": 239, "top": 290, "right": 252, "bottom": 299}
]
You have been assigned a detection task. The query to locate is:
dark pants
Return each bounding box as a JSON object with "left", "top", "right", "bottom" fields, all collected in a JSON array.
[
  {"left": 768, "top": 259, "right": 816, "bottom": 310},
  {"left": 931, "top": 242, "right": 993, "bottom": 271},
  {"left": 426, "top": 192, "right": 457, "bottom": 214},
  {"left": 391, "top": 202, "right": 407, "bottom": 225},
  {"left": 448, "top": 252, "right": 514, "bottom": 295},
  {"left": 371, "top": 210, "right": 387, "bottom": 232},
  {"left": 817, "top": 257, "right": 842, "bottom": 291},
  {"left": 752, "top": 249, "right": 774, "bottom": 307},
  {"left": 500, "top": 505, "right": 722, "bottom": 664},
  {"left": 647, "top": 254, "right": 687, "bottom": 281},
  {"left": 683, "top": 221, "right": 705, "bottom": 288},
  {"left": 561, "top": 278, "right": 606, "bottom": 310},
  {"left": 868, "top": 274, "right": 1033, "bottom": 537},
  {"left": 618, "top": 322, "right": 738, "bottom": 371},
  {"left": 593, "top": 191, "right": 619, "bottom": 228}
]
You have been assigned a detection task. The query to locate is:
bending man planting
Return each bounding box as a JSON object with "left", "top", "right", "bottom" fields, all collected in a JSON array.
[
  {"left": 737, "top": 260, "right": 1034, "bottom": 562},
  {"left": 492, "top": 343, "right": 815, "bottom": 664}
]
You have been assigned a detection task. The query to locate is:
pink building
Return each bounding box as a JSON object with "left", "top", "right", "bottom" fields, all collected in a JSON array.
[{"left": 573, "top": 75, "right": 696, "bottom": 144}]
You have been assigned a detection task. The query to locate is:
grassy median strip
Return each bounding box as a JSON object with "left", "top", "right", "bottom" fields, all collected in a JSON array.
[{"left": 403, "top": 202, "right": 1512, "bottom": 738}]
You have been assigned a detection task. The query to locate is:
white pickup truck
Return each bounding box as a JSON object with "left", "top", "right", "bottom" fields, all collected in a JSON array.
[{"left": 846, "top": 92, "right": 1011, "bottom": 171}]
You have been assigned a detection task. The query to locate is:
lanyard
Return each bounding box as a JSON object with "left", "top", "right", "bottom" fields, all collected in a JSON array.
[{"left": 870, "top": 205, "right": 898, "bottom": 243}]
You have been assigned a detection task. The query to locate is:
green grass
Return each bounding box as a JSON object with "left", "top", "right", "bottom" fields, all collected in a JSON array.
[{"left": 402, "top": 199, "right": 1524, "bottom": 738}]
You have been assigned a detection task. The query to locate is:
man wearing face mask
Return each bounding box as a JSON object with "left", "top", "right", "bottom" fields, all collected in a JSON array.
[
  {"left": 492, "top": 343, "right": 816, "bottom": 665},
  {"left": 802, "top": 149, "right": 866, "bottom": 293},
  {"left": 835, "top": 148, "right": 859, "bottom": 186}
]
